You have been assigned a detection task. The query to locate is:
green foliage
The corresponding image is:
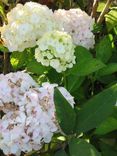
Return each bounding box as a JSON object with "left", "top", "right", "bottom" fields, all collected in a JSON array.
[
  {"left": 54, "top": 88, "right": 76, "bottom": 134},
  {"left": 69, "top": 138, "right": 101, "bottom": 156},
  {"left": 26, "top": 59, "right": 47, "bottom": 74},
  {"left": 0, "top": 44, "right": 8, "bottom": 52},
  {"left": 96, "top": 63, "right": 117, "bottom": 77},
  {"left": 75, "top": 84, "right": 117, "bottom": 133},
  {"left": 10, "top": 51, "right": 27, "bottom": 70},
  {"left": 1, "top": 0, "right": 117, "bottom": 156},
  {"left": 67, "top": 75, "right": 84, "bottom": 93},
  {"left": 95, "top": 107, "right": 117, "bottom": 135},
  {"left": 68, "top": 46, "right": 105, "bottom": 76},
  {"left": 96, "top": 35, "right": 113, "bottom": 63},
  {"left": 105, "top": 8, "right": 117, "bottom": 32}
]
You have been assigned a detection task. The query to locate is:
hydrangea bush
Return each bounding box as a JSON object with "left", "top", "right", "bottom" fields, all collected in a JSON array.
[{"left": 0, "top": 0, "right": 117, "bottom": 156}]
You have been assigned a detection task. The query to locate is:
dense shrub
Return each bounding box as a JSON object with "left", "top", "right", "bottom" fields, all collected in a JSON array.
[{"left": 0, "top": 0, "right": 117, "bottom": 156}]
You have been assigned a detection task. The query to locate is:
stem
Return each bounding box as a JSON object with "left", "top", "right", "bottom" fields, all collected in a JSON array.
[
  {"left": 3, "top": 52, "right": 10, "bottom": 74},
  {"left": 91, "top": 0, "right": 99, "bottom": 18},
  {"left": 97, "top": 0, "right": 113, "bottom": 24}
]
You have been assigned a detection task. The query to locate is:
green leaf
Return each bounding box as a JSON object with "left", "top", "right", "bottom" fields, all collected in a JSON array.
[
  {"left": 54, "top": 88, "right": 76, "bottom": 134},
  {"left": 54, "top": 150, "right": 68, "bottom": 156},
  {"left": 75, "top": 84, "right": 117, "bottom": 133},
  {"left": 95, "top": 117, "right": 117, "bottom": 135},
  {"left": 95, "top": 107, "right": 117, "bottom": 135},
  {"left": 105, "top": 8, "right": 117, "bottom": 31},
  {"left": 47, "top": 69, "right": 62, "bottom": 84},
  {"left": 68, "top": 46, "right": 105, "bottom": 76},
  {"left": 26, "top": 59, "right": 47, "bottom": 75},
  {"left": 97, "top": 0, "right": 106, "bottom": 12},
  {"left": 69, "top": 58, "right": 105, "bottom": 76},
  {"left": 69, "top": 138, "right": 101, "bottom": 156},
  {"left": 75, "top": 46, "right": 92, "bottom": 61},
  {"left": 96, "top": 63, "right": 117, "bottom": 77},
  {"left": 100, "top": 142, "right": 117, "bottom": 156},
  {"left": 98, "top": 74, "right": 117, "bottom": 85},
  {"left": 10, "top": 51, "right": 26, "bottom": 70},
  {"left": 67, "top": 75, "right": 84, "bottom": 93},
  {"left": 96, "top": 35, "right": 113, "bottom": 63}
]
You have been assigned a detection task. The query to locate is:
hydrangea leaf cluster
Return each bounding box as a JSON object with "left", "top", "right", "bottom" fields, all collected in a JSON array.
[
  {"left": 54, "top": 9, "right": 95, "bottom": 49},
  {"left": 35, "top": 31, "right": 76, "bottom": 73},
  {"left": 0, "top": 72, "right": 75, "bottom": 156}
]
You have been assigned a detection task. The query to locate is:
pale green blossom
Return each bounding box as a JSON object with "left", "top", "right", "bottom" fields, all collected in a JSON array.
[{"left": 35, "top": 31, "right": 76, "bottom": 73}]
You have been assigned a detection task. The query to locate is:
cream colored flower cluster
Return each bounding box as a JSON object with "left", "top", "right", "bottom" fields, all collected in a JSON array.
[
  {"left": 54, "top": 9, "right": 95, "bottom": 49},
  {"left": 0, "top": 1, "right": 95, "bottom": 72},
  {"left": 1, "top": 2, "right": 57, "bottom": 52},
  {"left": 35, "top": 31, "right": 76, "bottom": 73},
  {"left": 0, "top": 72, "right": 75, "bottom": 156}
]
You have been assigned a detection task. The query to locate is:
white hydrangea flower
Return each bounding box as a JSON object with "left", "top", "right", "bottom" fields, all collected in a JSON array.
[
  {"left": 35, "top": 31, "right": 76, "bottom": 73},
  {"left": 0, "top": 2, "right": 58, "bottom": 52},
  {"left": 0, "top": 73, "right": 75, "bottom": 156},
  {"left": 54, "top": 9, "right": 95, "bottom": 49}
]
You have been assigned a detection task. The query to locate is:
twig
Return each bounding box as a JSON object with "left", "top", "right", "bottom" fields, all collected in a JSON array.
[
  {"left": 91, "top": 0, "right": 99, "bottom": 18},
  {"left": 97, "top": 0, "right": 113, "bottom": 24},
  {"left": 3, "top": 52, "right": 10, "bottom": 74},
  {"left": 2, "top": 14, "right": 10, "bottom": 74}
]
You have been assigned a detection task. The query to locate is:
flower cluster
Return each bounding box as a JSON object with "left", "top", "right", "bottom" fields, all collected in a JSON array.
[
  {"left": 0, "top": 2, "right": 57, "bottom": 52},
  {"left": 0, "top": 72, "right": 75, "bottom": 156},
  {"left": 35, "top": 31, "right": 76, "bottom": 72},
  {"left": 54, "top": 9, "right": 95, "bottom": 49},
  {"left": 0, "top": 1, "right": 95, "bottom": 72}
]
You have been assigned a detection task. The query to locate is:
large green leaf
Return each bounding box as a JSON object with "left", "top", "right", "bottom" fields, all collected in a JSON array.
[
  {"left": 71, "top": 58, "right": 105, "bottom": 76},
  {"left": 95, "top": 107, "right": 117, "bottom": 135},
  {"left": 54, "top": 88, "right": 76, "bottom": 134},
  {"left": 74, "top": 46, "right": 92, "bottom": 61},
  {"left": 69, "top": 138, "right": 101, "bottom": 156},
  {"left": 75, "top": 84, "right": 117, "bottom": 133},
  {"left": 26, "top": 59, "right": 47, "bottom": 75},
  {"left": 96, "top": 35, "right": 113, "bottom": 63},
  {"left": 95, "top": 117, "right": 117, "bottom": 135},
  {"left": 68, "top": 46, "right": 105, "bottom": 76},
  {"left": 67, "top": 75, "right": 84, "bottom": 93},
  {"left": 96, "top": 63, "right": 117, "bottom": 77},
  {"left": 47, "top": 69, "right": 62, "bottom": 84},
  {"left": 54, "top": 150, "right": 68, "bottom": 156}
]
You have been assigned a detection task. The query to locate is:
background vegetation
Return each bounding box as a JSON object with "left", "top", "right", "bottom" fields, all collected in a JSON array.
[{"left": 1, "top": 0, "right": 117, "bottom": 156}]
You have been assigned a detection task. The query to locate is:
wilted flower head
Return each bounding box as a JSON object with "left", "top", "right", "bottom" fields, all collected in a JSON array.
[
  {"left": 35, "top": 30, "right": 76, "bottom": 73},
  {"left": 54, "top": 9, "right": 95, "bottom": 49},
  {"left": 0, "top": 73, "right": 75, "bottom": 156},
  {"left": 0, "top": 2, "right": 58, "bottom": 52}
]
